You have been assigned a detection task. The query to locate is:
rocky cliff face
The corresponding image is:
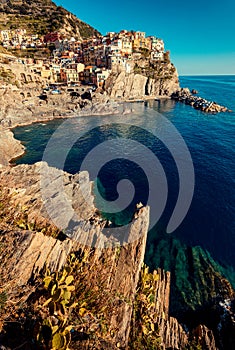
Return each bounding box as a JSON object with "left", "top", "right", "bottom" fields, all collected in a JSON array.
[
  {"left": 105, "top": 61, "right": 180, "bottom": 99},
  {"left": 0, "top": 85, "right": 99, "bottom": 130},
  {"left": 0, "top": 127, "right": 25, "bottom": 166},
  {"left": 0, "top": 162, "right": 223, "bottom": 349}
]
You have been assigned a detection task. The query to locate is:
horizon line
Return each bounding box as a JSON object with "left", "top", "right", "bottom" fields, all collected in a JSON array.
[{"left": 179, "top": 74, "right": 235, "bottom": 77}]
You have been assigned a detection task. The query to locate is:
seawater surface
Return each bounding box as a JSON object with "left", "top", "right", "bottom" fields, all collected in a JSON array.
[{"left": 13, "top": 76, "right": 235, "bottom": 290}]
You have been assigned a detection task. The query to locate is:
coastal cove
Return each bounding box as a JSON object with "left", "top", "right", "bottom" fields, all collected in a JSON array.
[
  {"left": 12, "top": 76, "right": 235, "bottom": 316},
  {"left": 0, "top": 0, "right": 235, "bottom": 345}
]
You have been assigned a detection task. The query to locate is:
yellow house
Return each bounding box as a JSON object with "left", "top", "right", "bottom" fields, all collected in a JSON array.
[
  {"left": 41, "top": 68, "right": 52, "bottom": 80},
  {"left": 76, "top": 63, "right": 85, "bottom": 73},
  {"left": 133, "top": 37, "right": 151, "bottom": 52},
  {"left": 66, "top": 69, "right": 80, "bottom": 83},
  {"left": 122, "top": 39, "right": 133, "bottom": 55},
  {"left": 133, "top": 38, "right": 140, "bottom": 52}
]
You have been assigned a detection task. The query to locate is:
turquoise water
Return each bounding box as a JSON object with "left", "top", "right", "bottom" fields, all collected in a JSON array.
[{"left": 13, "top": 76, "right": 235, "bottom": 284}]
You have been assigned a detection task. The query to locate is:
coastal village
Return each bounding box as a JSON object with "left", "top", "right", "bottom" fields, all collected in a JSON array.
[
  {"left": 0, "top": 28, "right": 166, "bottom": 87},
  {"left": 0, "top": 27, "right": 230, "bottom": 114}
]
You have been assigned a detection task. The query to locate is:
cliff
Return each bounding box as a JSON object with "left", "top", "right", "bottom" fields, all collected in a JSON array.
[
  {"left": 105, "top": 59, "right": 180, "bottom": 99},
  {"left": 0, "top": 162, "right": 223, "bottom": 349},
  {"left": 0, "top": 0, "right": 100, "bottom": 39},
  {"left": 0, "top": 126, "right": 25, "bottom": 166}
]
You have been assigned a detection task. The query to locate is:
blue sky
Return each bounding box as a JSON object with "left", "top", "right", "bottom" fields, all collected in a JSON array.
[{"left": 55, "top": 0, "right": 235, "bottom": 75}]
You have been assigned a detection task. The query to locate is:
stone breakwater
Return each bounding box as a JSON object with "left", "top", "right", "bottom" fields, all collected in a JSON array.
[{"left": 172, "top": 88, "right": 232, "bottom": 113}]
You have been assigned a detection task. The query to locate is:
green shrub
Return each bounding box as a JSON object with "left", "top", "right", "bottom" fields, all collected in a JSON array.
[{"left": 129, "top": 264, "right": 163, "bottom": 349}]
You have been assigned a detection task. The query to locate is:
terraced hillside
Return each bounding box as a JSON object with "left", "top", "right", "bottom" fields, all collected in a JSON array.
[{"left": 0, "top": 0, "right": 100, "bottom": 38}]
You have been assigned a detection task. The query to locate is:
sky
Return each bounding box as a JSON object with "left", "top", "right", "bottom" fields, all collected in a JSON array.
[{"left": 54, "top": 0, "right": 235, "bottom": 75}]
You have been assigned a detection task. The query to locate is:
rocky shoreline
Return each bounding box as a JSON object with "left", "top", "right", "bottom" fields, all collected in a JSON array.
[
  {"left": 0, "top": 83, "right": 172, "bottom": 167},
  {"left": 0, "top": 85, "right": 123, "bottom": 166},
  {"left": 0, "top": 80, "right": 232, "bottom": 168},
  {"left": 1, "top": 162, "right": 234, "bottom": 349},
  {"left": 172, "top": 88, "right": 232, "bottom": 113},
  {"left": 0, "top": 85, "right": 235, "bottom": 348}
]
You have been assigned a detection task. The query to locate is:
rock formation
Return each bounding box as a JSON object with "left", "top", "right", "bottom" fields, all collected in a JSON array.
[
  {"left": 0, "top": 127, "right": 25, "bottom": 166},
  {"left": 172, "top": 88, "right": 231, "bottom": 113},
  {"left": 0, "top": 49, "right": 233, "bottom": 350},
  {"left": 105, "top": 61, "right": 179, "bottom": 99},
  {"left": 0, "top": 162, "right": 223, "bottom": 349}
]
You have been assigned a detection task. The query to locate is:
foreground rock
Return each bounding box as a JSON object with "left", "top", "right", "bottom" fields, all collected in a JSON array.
[
  {"left": 0, "top": 127, "right": 25, "bottom": 166},
  {"left": 172, "top": 88, "right": 231, "bottom": 113},
  {"left": 0, "top": 163, "right": 224, "bottom": 349}
]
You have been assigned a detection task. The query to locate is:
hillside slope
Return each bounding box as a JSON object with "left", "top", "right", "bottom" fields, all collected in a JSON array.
[{"left": 0, "top": 0, "right": 100, "bottom": 39}]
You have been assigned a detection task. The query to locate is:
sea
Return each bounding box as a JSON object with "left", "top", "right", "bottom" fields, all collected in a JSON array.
[{"left": 13, "top": 75, "right": 235, "bottom": 303}]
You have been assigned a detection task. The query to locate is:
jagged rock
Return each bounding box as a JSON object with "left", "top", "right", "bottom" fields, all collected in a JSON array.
[
  {"left": 105, "top": 65, "right": 179, "bottom": 99},
  {"left": 0, "top": 162, "right": 150, "bottom": 348},
  {"left": 154, "top": 269, "right": 188, "bottom": 349},
  {"left": 191, "top": 325, "right": 218, "bottom": 350},
  {"left": 0, "top": 127, "right": 25, "bottom": 166},
  {"left": 171, "top": 88, "right": 230, "bottom": 113},
  {"left": 0, "top": 162, "right": 96, "bottom": 229},
  {"left": 0, "top": 163, "right": 228, "bottom": 349},
  {"left": 105, "top": 72, "right": 147, "bottom": 99},
  {"left": 0, "top": 84, "right": 121, "bottom": 133}
]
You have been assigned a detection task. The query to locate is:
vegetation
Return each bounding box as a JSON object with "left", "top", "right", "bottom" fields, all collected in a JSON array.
[
  {"left": 133, "top": 56, "right": 177, "bottom": 81},
  {"left": 0, "top": 65, "right": 20, "bottom": 86},
  {"left": 0, "top": 186, "right": 64, "bottom": 238},
  {"left": 139, "top": 47, "right": 150, "bottom": 59},
  {"left": 0, "top": 185, "right": 232, "bottom": 348},
  {"left": 0, "top": 0, "right": 100, "bottom": 38},
  {"left": 0, "top": 190, "right": 164, "bottom": 350},
  {"left": 36, "top": 256, "right": 79, "bottom": 349},
  {"left": 0, "top": 291, "right": 7, "bottom": 312},
  {"left": 187, "top": 340, "right": 203, "bottom": 350},
  {"left": 129, "top": 264, "right": 163, "bottom": 349},
  {"left": 8, "top": 47, "right": 51, "bottom": 59},
  {"left": 0, "top": 248, "right": 115, "bottom": 349}
]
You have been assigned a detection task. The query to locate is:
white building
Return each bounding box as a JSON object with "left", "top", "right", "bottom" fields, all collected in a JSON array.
[
  {"left": 107, "top": 55, "right": 131, "bottom": 73},
  {"left": 95, "top": 68, "right": 111, "bottom": 87},
  {"left": 151, "top": 38, "right": 164, "bottom": 52},
  {"left": 151, "top": 51, "right": 164, "bottom": 61}
]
